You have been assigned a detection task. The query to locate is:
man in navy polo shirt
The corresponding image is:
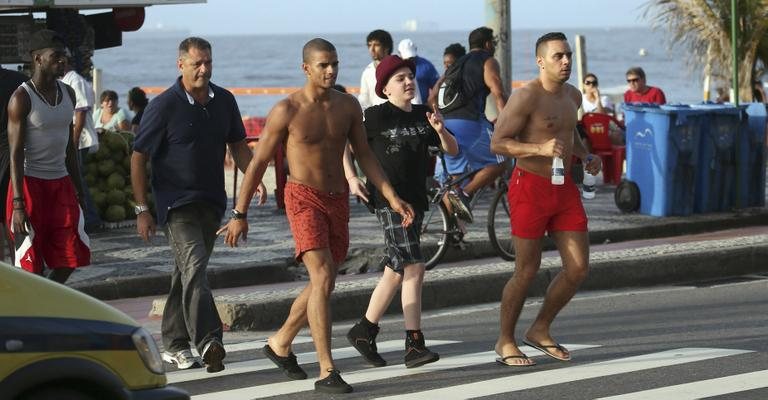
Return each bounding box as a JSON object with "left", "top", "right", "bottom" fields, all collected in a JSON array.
[{"left": 131, "top": 37, "right": 264, "bottom": 373}]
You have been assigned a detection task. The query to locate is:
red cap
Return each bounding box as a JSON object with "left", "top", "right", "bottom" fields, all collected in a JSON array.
[{"left": 375, "top": 55, "right": 416, "bottom": 99}]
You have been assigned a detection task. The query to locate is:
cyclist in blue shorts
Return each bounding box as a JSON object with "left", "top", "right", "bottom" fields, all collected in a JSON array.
[{"left": 442, "top": 27, "right": 508, "bottom": 223}]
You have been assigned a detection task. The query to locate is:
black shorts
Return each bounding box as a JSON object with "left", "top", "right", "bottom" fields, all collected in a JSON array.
[{"left": 375, "top": 207, "right": 424, "bottom": 273}]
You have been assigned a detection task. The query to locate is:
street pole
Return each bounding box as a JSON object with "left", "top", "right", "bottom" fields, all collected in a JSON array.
[
  {"left": 731, "top": 0, "right": 742, "bottom": 209},
  {"left": 731, "top": 0, "right": 739, "bottom": 106},
  {"left": 575, "top": 35, "right": 587, "bottom": 119},
  {"left": 485, "top": 0, "right": 511, "bottom": 121},
  {"left": 703, "top": 43, "right": 712, "bottom": 101}
]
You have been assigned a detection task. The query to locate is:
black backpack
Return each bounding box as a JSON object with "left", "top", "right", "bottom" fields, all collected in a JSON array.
[{"left": 437, "top": 53, "right": 471, "bottom": 113}]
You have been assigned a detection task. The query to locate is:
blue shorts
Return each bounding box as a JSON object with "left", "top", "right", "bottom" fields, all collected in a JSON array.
[{"left": 443, "top": 118, "right": 505, "bottom": 174}]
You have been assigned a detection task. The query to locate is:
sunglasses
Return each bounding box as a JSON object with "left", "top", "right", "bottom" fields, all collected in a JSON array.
[
  {"left": 626, "top": 78, "right": 640, "bottom": 83},
  {"left": 584, "top": 80, "right": 597, "bottom": 86}
]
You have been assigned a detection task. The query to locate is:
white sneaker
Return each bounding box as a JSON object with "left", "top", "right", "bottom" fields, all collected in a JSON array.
[
  {"left": 162, "top": 348, "right": 202, "bottom": 370},
  {"left": 446, "top": 190, "right": 474, "bottom": 223}
]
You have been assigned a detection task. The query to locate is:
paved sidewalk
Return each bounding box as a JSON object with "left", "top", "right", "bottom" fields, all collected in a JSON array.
[{"left": 65, "top": 180, "right": 768, "bottom": 302}]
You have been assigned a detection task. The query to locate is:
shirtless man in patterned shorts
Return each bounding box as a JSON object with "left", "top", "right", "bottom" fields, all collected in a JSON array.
[{"left": 220, "top": 38, "right": 413, "bottom": 394}]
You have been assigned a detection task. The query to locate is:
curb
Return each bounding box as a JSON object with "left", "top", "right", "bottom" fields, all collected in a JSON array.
[
  {"left": 150, "top": 237, "right": 768, "bottom": 331},
  {"left": 77, "top": 211, "right": 768, "bottom": 301},
  {"left": 71, "top": 261, "right": 293, "bottom": 300},
  {"left": 428, "top": 210, "right": 768, "bottom": 266}
]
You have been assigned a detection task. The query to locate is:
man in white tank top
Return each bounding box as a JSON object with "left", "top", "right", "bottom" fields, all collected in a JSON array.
[{"left": 5, "top": 29, "right": 90, "bottom": 284}]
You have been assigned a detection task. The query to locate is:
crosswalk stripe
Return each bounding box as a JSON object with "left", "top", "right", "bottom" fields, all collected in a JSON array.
[
  {"left": 595, "top": 370, "right": 768, "bottom": 400},
  {"left": 375, "top": 347, "right": 753, "bottom": 400},
  {"left": 169, "top": 339, "right": 459, "bottom": 384},
  {"left": 189, "top": 343, "right": 599, "bottom": 399},
  {"left": 224, "top": 336, "right": 314, "bottom": 353},
  {"left": 185, "top": 337, "right": 315, "bottom": 358}
]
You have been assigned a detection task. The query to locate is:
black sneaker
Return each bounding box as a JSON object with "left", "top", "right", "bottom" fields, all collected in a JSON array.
[
  {"left": 446, "top": 190, "right": 473, "bottom": 223},
  {"left": 263, "top": 344, "right": 307, "bottom": 380},
  {"left": 404, "top": 331, "right": 440, "bottom": 368},
  {"left": 201, "top": 340, "right": 226, "bottom": 373},
  {"left": 346, "top": 322, "right": 387, "bottom": 367},
  {"left": 315, "top": 369, "right": 353, "bottom": 394}
]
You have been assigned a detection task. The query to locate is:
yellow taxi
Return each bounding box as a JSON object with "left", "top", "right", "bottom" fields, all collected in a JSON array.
[{"left": 0, "top": 263, "right": 188, "bottom": 400}]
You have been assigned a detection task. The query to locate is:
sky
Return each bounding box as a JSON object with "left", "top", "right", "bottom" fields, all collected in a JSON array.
[{"left": 137, "top": 0, "right": 650, "bottom": 36}]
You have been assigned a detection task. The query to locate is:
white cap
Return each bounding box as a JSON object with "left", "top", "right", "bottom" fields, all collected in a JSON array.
[{"left": 398, "top": 38, "right": 417, "bottom": 59}]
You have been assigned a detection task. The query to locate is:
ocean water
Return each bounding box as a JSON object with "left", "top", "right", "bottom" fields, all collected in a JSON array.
[{"left": 96, "top": 27, "right": 705, "bottom": 117}]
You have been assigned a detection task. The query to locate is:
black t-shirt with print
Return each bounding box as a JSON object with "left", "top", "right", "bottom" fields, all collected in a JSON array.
[{"left": 364, "top": 102, "right": 440, "bottom": 211}]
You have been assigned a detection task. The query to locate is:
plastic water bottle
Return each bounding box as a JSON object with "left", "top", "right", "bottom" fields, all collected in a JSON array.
[
  {"left": 582, "top": 171, "right": 596, "bottom": 199},
  {"left": 551, "top": 157, "right": 565, "bottom": 185}
]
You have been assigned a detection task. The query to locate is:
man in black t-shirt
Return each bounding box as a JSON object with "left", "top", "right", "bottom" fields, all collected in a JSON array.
[
  {"left": 344, "top": 55, "right": 458, "bottom": 368},
  {"left": 0, "top": 66, "right": 28, "bottom": 262}
]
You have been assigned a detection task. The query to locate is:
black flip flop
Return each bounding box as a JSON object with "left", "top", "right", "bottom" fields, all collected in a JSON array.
[
  {"left": 495, "top": 354, "right": 536, "bottom": 367},
  {"left": 262, "top": 344, "right": 307, "bottom": 380},
  {"left": 523, "top": 339, "right": 571, "bottom": 361}
]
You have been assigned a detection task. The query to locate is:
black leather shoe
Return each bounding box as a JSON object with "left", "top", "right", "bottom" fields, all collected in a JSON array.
[
  {"left": 263, "top": 344, "right": 307, "bottom": 380},
  {"left": 404, "top": 330, "right": 440, "bottom": 368},
  {"left": 347, "top": 322, "right": 387, "bottom": 367},
  {"left": 202, "top": 340, "right": 226, "bottom": 373},
  {"left": 314, "top": 369, "right": 353, "bottom": 394}
]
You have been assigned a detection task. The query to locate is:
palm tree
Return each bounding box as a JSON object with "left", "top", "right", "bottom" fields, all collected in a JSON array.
[{"left": 643, "top": 0, "right": 768, "bottom": 102}]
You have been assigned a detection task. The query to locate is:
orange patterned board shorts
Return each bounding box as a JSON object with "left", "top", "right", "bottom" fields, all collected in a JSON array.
[{"left": 284, "top": 181, "right": 350, "bottom": 265}]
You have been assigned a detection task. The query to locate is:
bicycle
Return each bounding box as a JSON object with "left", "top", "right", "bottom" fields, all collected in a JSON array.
[{"left": 421, "top": 152, "right": 516, "bottom": 270}]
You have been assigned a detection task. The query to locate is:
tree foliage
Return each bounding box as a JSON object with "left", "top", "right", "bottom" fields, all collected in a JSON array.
[{"left": 644, "top": 0, "right": 768, "bottom": 101}]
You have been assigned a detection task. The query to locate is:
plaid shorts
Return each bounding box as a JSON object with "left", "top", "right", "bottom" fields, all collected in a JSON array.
[{"left": 375, "top": 207, "right": 424, "bottom": 273}]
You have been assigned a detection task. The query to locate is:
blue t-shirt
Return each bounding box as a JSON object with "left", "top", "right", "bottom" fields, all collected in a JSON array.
[
  {"left": 133, "top": 78, "right": 245, "bottom": 225},
  {"left": 414, "top": 56, "right": 440, "bottom": 105}
]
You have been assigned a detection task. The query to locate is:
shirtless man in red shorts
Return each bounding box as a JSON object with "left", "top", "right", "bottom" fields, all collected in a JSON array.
[
  {"left": 490, "top": 32, "right": 602, "bottom": 367},
  {"left": 220, "top": 38, "right": 413, "bottom": 394}
]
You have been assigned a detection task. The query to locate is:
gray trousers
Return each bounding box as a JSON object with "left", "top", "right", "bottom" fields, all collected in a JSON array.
[
  {"left": 78, "top": 148, "right": 102, "bottom": 227},
  {"left": 161, "top": 202, "right": 222, "bottom": 354}
]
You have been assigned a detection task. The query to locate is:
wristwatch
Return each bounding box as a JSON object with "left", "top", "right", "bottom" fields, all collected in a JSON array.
[
  {"left": 230, "top": 209, "right": 247, "bottom": 220},
  {"left": 134, "top": 204, "right": 150, "bottom": 215}
]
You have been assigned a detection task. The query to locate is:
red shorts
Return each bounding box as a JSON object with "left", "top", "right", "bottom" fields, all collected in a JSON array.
[
  {"left": 507, "top": 167, "right": 588, "bottom": 239},
  {"left": 284, "top": 181, "right": 349, "bottom": 265},
  {"left": 6, "top": 175, "right": 91, "bottom": 273}
]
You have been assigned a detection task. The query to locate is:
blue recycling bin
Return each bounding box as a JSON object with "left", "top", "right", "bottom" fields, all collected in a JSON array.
[
  {"left": 690, "top": 104, "right": 743, "bottom": 213},
  {"left": 623, "top": 104, "right": 705, "bottom": 217},
  {"left": 740, "top": 103, "right": 767, "bottom": 207}
]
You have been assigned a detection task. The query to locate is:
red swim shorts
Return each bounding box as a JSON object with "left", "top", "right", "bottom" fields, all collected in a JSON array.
[
  {"left": 6, "top": 175, "right": 91, "bottom": 274},
  {"left": 284, "top": 181, "right": 349, "bottom": 265},
  {"left": 507, "top": 167, "right": 588, "bottom": 239}
]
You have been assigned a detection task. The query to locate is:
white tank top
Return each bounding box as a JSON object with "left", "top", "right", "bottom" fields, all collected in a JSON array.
[{"left": 21, "top": 81, "right": 73, "bottom": 179}]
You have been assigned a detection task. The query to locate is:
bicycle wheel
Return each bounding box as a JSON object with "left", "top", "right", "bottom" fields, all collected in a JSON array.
[
  {"left": 487, "top": 187, "right": 515, "bottom": 261},
  {"left": 421, "top": 202, "right": 451, "bottom": 270}
]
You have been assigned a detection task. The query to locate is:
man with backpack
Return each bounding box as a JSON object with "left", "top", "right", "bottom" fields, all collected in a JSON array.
[{"left": 438, "top": 27, "right": 508, "bottom": 223}]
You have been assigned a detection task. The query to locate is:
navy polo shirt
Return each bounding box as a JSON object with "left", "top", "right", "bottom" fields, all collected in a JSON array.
[{"left": 133, "top": 77, "right": 245, "bottom": 225}]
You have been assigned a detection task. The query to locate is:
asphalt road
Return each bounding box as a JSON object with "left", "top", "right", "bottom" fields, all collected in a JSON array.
[{"left": 161, "top": 274, "right": 768, "bottom": 399}]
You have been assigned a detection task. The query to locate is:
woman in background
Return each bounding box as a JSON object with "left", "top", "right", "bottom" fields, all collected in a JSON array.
[
  {"left": 127, "top": 87, "right": 149, "bottom": 133},
  {"left": 581, "top": 73, "right": 614, "bottom": 114},
  {"left": 93, "top": 89, "right": 129, "bottom": 131}
]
